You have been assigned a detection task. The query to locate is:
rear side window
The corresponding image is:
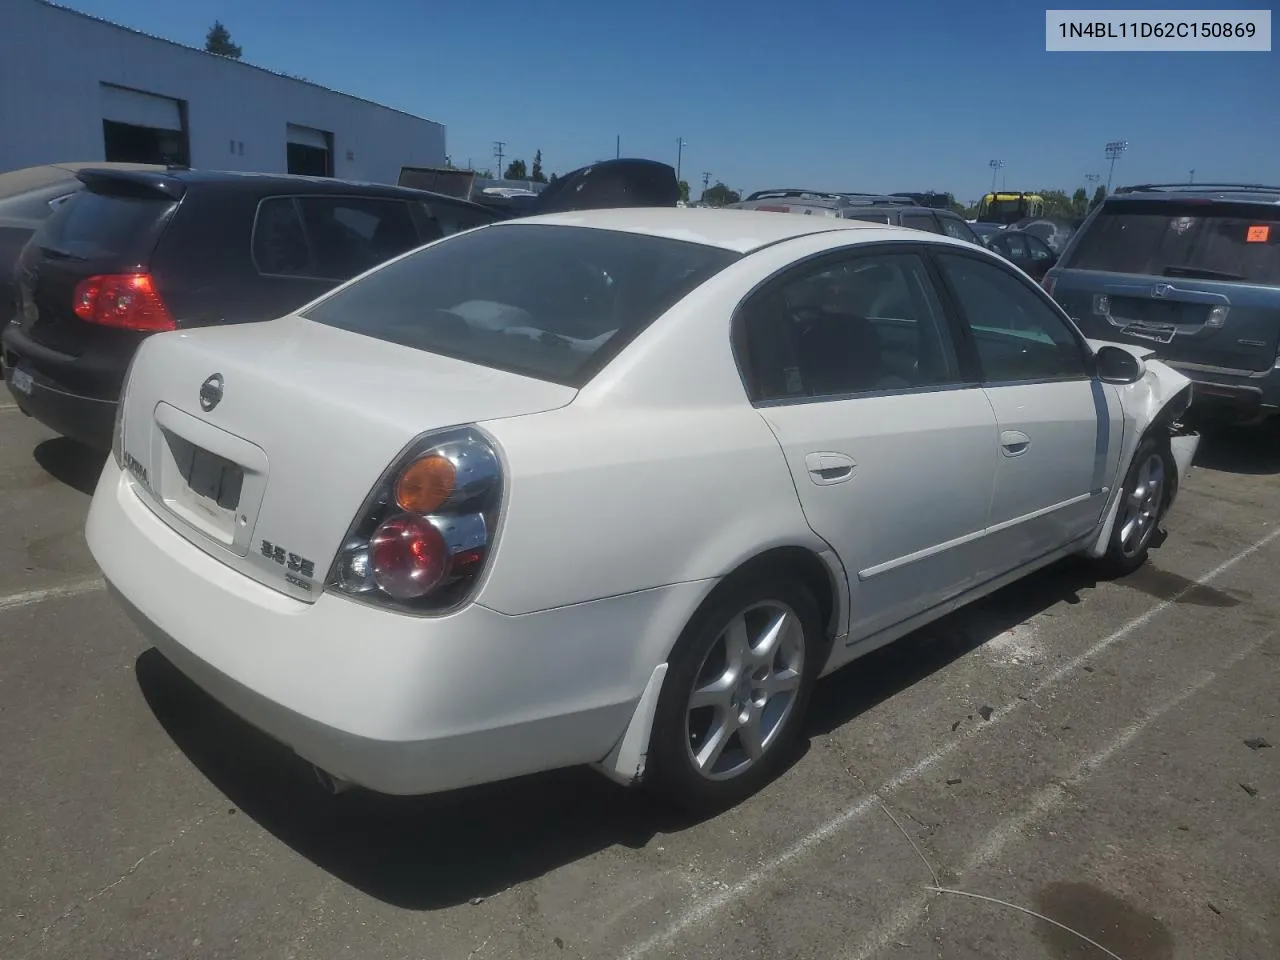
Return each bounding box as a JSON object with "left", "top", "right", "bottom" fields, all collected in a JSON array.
[
  {"left": 301, "top": 223, "right": 739, "bottom": 386},
  {"left": 901, "top": 213, "right": 940, "bottom": 233},
  {"left": 251, "top": 195, "right": 422, "bottom": 281},
  {"left": 939, "top": 216, "right": 979, "bottom": 243},
  {"left": 416, "top": 200, "right": 494, "bottom": 243},
  {"left": 1065, "top": 200, "right": 1280, "bottom": 285},
  {"left": 38, "top": 188, "right": 175, "bottom": 260}
]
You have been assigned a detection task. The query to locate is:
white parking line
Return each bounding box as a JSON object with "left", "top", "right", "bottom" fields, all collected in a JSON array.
[
  {"left": 0, "top": 576, "right": 105, "bottom": 611},
  {"left": 844, "top": 633, "right": 1268, "bottom": 960},
  {"left": 620, "top": 525, "right": 1280, "bottom": 960}
]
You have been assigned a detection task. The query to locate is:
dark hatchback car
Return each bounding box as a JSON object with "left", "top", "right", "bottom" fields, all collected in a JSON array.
[
  {"left": 985, "top": 229, "right": 1059, "bottom": 280},
  {"left": 1045, "top": 183, "right": 1280, "bottom": 423},
  {"left": 4, "top": 169, "right": 499, "bottom": 449}
]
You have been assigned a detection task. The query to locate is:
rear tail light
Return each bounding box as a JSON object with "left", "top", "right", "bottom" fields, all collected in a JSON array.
[
  {"left": 327, "top": 427, "right": 502, "bottom": 612},
  {"left": 73, "top": 274, "right": 176, "bottom": 332}
]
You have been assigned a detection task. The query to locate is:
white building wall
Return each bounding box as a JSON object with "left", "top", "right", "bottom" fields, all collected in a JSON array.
[{"left": 0, "top": 0, "right": 446, "bottom": 184}]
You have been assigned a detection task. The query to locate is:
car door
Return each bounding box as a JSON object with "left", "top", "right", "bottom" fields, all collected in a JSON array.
[
  {"left": 738, "top": 246, "right": 999, "bottom": 642},
  {"left": 933, "top": 250, "right": 1122, "bottom": 572}
]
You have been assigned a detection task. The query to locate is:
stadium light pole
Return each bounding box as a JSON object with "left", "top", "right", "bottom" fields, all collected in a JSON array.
[
  {"left": 1104, "top": 140, "right": 1128, "bottom": 193},
  {"left": 676, "top": 137, "right": 687, "bottom": 183},
  {"left": 989, "top": 159, "right": 1005, "bottom": 193}
]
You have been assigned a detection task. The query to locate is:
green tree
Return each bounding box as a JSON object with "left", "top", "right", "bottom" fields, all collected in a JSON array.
[
  {"left": 1071, "top": 188, "right": 1088, "bottom": 217},
  {"left": 1037, "top": 189, "right": 1075, "bottom": 219},
  {"left": 701, "top": 182, "right": 740, "bottom": 207},
  {"left": 678, "top": 180, "right": 691, "bottom": 203},
  {"left": 204, "top": 21, "right": 242, "bottom": 59},
  {"left": 548, "top": 172, "right": 559, "bottom": 183},
  {"left": 1091, "top": 185, "right": 1107, "bottom": 208},
  {"left": 503, "top": 159, "right": 528, "bottom": 180},
  {"left": 530, "top": 150, "right": 547, "bottom": 183}
]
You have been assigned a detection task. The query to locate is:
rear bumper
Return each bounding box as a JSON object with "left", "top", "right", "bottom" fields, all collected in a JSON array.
[
  {"left": 2, "top": 331, "right": 117, "bottom": 449},
  {"left": 1157, "top": 361, "right": 1280, "bottom": 422},
  {"left": 87, "top": 459, "right": 708, "bottom": 795}
]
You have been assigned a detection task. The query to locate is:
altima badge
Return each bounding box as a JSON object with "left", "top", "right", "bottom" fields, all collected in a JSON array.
[{"left": 199, "top": 373, "right": 224, "bottom": 412}]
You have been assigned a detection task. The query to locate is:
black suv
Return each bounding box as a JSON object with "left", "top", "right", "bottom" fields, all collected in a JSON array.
[
  {"left": 1045, "top": 183, "right": 1280, "bottom": 423},
  {"left": 3, "top": 168, "right": 499, "bottom": 449}
]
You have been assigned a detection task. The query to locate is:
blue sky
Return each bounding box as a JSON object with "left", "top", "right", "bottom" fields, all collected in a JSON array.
[{"left": 62, "top": 0, "right": 1277, "bottom": 201}]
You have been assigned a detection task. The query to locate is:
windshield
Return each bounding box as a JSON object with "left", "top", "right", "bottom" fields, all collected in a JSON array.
[
  {"left": 978, "top": 198, "right": 1027, "bottom": 222},
  {"left": 301, "top": 223, "right": 740, "bottom": 386},
  {"left": 1063, "top": 201, "right": 1280, "bottom": 285}
]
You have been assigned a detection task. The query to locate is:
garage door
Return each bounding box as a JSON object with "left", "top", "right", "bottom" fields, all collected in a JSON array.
[
  {"left": 286, "top": 124, "right": 332, "bottom": 177},
  {"left": 100, "top": 84, "right": 182, "bottom": 131}
]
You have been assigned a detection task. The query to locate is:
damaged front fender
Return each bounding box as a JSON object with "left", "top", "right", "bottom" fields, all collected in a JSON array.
[{"left": 1084, "top": 340, "right": 1199, "bottom": 558}]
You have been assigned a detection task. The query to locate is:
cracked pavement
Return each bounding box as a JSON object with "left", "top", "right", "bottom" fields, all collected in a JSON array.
[{"left": 2, "top": 404, "right": 1278, "bottom": 960}]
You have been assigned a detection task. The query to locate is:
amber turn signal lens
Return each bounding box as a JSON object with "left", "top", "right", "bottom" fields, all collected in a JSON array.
[{"left": 395, "top": 454, "right": 456, "bottom": 513}]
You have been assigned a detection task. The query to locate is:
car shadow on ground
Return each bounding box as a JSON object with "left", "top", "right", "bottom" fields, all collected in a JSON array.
[
  {"left": 33, "top": 437, "right": 105, "bottom": 495},
  {"left": 135, "top": 556, "right": 1116, "bottom": 912},
  {"left": 1191, "top": 421, "right": 1280, "bottom": 476}
]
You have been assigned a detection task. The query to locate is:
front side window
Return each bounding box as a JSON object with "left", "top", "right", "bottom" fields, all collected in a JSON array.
[
  {"left": 302, "top": 224, "right": 739, "bottom": 386},
  {"left": 936, "top": 253, "right": 1088, "bottom": 383},
  {"left": 737, "top": 251, "right": 962, "bottom": 401}
]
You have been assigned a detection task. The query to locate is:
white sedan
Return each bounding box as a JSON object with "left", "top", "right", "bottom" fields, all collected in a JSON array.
[{"left": 87, "top": 209, "right": 1198, "bottom": 811}]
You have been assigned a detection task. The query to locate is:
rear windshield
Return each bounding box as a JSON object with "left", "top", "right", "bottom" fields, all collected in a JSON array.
[
  {"left": 301, "top": 223, "right": 740, "bottom": 386},
  {"left": 37, "top": 187, "right": 175, "bottom": 260},
  {"left": 1064, "top": 200, "right": 1280, "bottom": 285}
]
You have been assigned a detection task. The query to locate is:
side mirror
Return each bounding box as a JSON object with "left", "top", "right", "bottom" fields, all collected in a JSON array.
[{"left": 1094, "top": 344, "right": 1145, "bottom": 384}]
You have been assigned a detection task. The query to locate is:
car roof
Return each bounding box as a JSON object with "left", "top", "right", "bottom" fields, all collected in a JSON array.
[
  {"left": 1111, "top": 182, "right": 1280, "bottom": 206},
  {"left": 498, "top": 207, "right": 933, "bottom": 253},
  {"left": 73, "top": 166, "right": 493, "bottom": 210}
]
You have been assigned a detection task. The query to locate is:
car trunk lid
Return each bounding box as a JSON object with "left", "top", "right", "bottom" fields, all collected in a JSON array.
[{"left": 118, "top": 315, "right": 576, "bottom": 602}]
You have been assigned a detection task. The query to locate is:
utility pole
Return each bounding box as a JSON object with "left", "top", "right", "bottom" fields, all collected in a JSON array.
[
  {"left": 1104, "top": 140, "right": 1128, "bottom": 193},
  {"left": 1189, "top": 168, "right": 1195, "bottom": 183},
  {"left": 493, "top": 140, "right": 506, "bottom": 178},
  {"left": 988, "top": 159, "right": 1006, "bottom": 193},
  {"left": 676, "top": 137, "right": 687, "bottom": 183},
  {"left": 616, "top": 135, "right": 620, "bottom": 159}
]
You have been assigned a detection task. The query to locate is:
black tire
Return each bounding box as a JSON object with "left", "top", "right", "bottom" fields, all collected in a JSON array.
[
  {"left": 646, "top": 572, "right": 824, "bottom": 813},
  {"left": 1096, "top": 434, "right": 1175, "bottom": 578}
]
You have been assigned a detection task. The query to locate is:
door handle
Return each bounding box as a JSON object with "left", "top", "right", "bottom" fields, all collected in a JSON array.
[
  {"left": 1000, "top": 430, "right": 1031, "bottom": 457},
  {"left": 805, "top": 452, "right": 856, "bottom": 484}
]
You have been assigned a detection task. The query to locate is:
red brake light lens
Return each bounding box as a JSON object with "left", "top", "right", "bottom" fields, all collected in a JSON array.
[
  {"left": 327, "top": 428, "right": 503, "bottom": 613},
  {"left": 72, "top": 274, "right": 176, "bottom": 331},
  {"left": 369, "top": 514, "right": 449, "bottom": 600}
]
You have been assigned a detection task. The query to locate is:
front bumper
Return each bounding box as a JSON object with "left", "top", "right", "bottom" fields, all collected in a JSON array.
[
  {"left": 87, "top": 459, "right": 707, "bottom": 795},
  {"left": 1166, "top": 427, "right": 1200, "bottom": 515}
]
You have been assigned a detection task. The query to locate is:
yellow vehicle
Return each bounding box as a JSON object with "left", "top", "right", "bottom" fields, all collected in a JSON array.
[{"left": 977, "top": 191, "right": 1045, "bottom": 224}]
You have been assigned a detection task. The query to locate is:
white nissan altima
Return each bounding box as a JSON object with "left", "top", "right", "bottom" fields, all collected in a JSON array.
[{"left": 87, "top": 209, "right": 1199, "bottom": 811}]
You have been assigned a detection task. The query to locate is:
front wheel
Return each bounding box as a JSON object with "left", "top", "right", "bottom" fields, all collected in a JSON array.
[
  {"left": 646, "top": 574, "right": 823, "bottom": 813},
  {"left": 1097, "top": 435, "right": 1174, "bottom": 577}
]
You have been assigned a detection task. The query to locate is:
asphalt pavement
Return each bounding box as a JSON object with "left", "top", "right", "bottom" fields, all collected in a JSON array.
[{"left": 2, "top": 397, "right": 1277, "bottom": 960}]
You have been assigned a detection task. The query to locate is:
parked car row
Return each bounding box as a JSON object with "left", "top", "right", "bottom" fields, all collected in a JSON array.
[{"left": 4, "top": 158, "right": 1263, "bottom": 814}]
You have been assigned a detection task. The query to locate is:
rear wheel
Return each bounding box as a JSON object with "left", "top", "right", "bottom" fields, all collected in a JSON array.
[
  {"left": 1097, "top": 435, "right": 1173, "bottom": 577},
  {"left": 647, "top": 574, "right": 823, "bottom": 813}
]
